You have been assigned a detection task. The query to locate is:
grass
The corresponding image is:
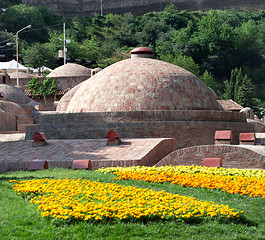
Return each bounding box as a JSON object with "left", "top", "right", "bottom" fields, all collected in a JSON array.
[{"left": 0, "top": 168, "right": 265, "bottom": 240}]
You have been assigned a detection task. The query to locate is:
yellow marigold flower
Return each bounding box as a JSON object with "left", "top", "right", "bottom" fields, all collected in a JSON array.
[{"left": 10, "top": 177, "right": 243, "bottom": 222}]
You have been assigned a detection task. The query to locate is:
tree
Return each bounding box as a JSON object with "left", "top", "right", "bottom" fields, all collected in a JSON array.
[
  {"left": 0, "top": 0, "right": 21, "bottom": 8},
  {"left": 222, "top": 68, "right": 257, "bottom": 109},
  {"left": 200, "top": 70, "right": 219, "bottom": 94},
  {"left": 1, "top": 4, "right": 49, "bottom": 43},
  {"left": 159, "top": 54, "right": 200, "bottom": 76},
  {"left": 232, "top": 68, "right": 243, "bottom": 102},
  {"left": 222, "top": 68, "right": 243, "bottom": 100},
  {"left": 22, "top": 43, "right": 55, "bottom": 70},
  {"left": 232, "top": 20, "right": 263, "bottom": 69},
  {"left": 222, "top": 79, "right": 234, "bottom": 100},
  {"left": 136, "top": 19, "right": 168, "bottom": 50},
  {"left": 237, "top": 74, "right": 256, "bottom": 108},
  {"left": 116, "top": 13, "right": 140, "bottom": 47},
  {"left": 0, "top": 30, "right": 15, "bottom": 56},
  {"left": 159, "top": 4, "right": 188, "bottom": 29}
]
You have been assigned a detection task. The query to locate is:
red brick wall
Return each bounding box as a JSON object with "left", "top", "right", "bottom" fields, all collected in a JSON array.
[
  {"left": 51, "top": 76, "right": 88, "bottom": 91},
  {"left": 156, "top": 145, "right": 265, "bottom": 169},
  {"left": 0, "top": 111, "right": 33, "bottom": 132},
  {"left": 247, "top": 119, "right": 265, "bottom": 133},
  {"left": 36, "top": 110, "right": 247, "bottom": 123},
  {"left": 17, "top": 115, "right": 33, "bottom": 125},
  {"left": 140, "top": 138, "right": 176, "bottom": 166},
  {"left": 25, "top": 110, "right": 255, "bottom": 149},
  {"left": 0, "top": 112, "right": 16, "bottom": 131},
  {"left": 9, "top": 78, "right": 31, "bottom": 88}
]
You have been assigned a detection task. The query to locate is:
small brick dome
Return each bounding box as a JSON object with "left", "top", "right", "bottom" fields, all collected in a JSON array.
[
  {"left": 0, "top": 84, "right": 31, "bottom": 105},
  {"left": 47, "top": 63, "right": 91, "bottom": 78},
  {"left": 0, "top": 99, "right": 27, "bottom": 117},
  {"left": 66, "top": 49, "right": 222, "bottom": 112}
]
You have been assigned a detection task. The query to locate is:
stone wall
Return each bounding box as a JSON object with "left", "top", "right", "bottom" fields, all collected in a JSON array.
[
  {"left": 156, "top": 145, "right": 265, "bottom": 169},
  {"left": 25, "top": 110, "right": 257, "bottom": 149},
  {"left": 22, "top": 0, "right": 265, "bottom": 17}
]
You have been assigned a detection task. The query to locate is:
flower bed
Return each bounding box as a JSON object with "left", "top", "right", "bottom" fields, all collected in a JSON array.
[
  {"left": 97, "top": 165, "right": 265, "bottom": 198},
  {"left": 10, "top": 178, "right": 243, "bottom": 222}
]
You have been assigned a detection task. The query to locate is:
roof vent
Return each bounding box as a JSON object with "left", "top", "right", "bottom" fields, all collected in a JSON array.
[{"left": 130, "top": 47, "right": 155, "bottom": 59}]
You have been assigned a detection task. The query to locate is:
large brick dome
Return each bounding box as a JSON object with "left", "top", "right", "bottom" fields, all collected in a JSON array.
[{"left": 66, "top": 49, "right": 222, "bottom": 112}]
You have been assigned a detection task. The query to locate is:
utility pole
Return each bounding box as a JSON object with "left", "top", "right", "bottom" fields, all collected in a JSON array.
[
  {"left": 63, "top": 22, "right": 66, "bottom": 65},
  {"left": 100, "top": 0, "right": 103, "bottom": 16}
]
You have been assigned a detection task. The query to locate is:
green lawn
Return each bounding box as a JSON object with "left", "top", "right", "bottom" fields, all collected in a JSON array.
[{"left": 0, "top": 168, "right": 265, "bottom": 240}]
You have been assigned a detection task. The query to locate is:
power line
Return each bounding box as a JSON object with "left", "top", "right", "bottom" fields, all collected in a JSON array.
[
  {"left": 0, "top": 36, "right": 15, "bottom": 44},
  {"left": 21, "top": 23, "right": 63, "bottom": 34},
  {"left": 0, "top": 48, "right": 15, "bottom": 53},
  {"left": 0, "top": 45, "right": 14, "bottom": 49},
  {"left": 0, "top": 23, "right": 63, "bottom": 41}
]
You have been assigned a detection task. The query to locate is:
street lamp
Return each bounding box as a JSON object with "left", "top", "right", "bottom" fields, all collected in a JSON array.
[
  {"left": 0, "top": 42, "right": 14, "bottom": 48},
  {"left": 16, "top": 24, "right": 31, "bottom": 87}
]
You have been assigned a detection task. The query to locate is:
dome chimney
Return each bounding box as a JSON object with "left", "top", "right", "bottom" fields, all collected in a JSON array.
[{"left": 130, "top": 47, "right": 155, "bottom": 59}]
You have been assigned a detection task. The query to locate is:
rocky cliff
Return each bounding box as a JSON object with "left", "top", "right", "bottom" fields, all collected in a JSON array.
[{"left": 22, "top": 0, "right": 265, "bottom": 17}]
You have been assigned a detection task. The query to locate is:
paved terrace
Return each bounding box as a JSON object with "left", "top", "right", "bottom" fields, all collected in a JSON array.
[{"left": 0, "top": 138, "right": 176, "bottom": 173}]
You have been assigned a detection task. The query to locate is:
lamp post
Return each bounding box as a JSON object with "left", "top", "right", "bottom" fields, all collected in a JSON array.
[{"left": 16, "top": 24, "right": 31, "bottom": 87}]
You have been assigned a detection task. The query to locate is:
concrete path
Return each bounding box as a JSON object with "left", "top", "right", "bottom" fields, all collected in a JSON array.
[
  {"left": 0, "top": 133, "right": 25, "bottom": 142},
  {"left": 239, "top": 145, "right": 265, "bottom": 156}
]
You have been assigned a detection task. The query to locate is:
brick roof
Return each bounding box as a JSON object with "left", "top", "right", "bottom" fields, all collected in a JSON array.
[
  {"left": 0, "top": 99, "right": 27, "bottom": 117},
  {"left": 217, "top": 100, "right": 243, "bottom": 111},
  {"left": 66, "top": 57, "right": 222, "bottom": 112}
]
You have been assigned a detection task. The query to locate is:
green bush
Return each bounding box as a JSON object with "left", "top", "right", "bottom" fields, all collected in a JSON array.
[{"left": 27, "top": 77, "right": 58, "bottom": 103}]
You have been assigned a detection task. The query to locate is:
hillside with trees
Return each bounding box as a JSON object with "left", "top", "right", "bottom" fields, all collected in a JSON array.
[{"left": 0, "top": 3, "right": 264, "bottom": 115}]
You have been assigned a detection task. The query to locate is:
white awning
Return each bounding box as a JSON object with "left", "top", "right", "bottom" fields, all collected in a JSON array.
[{"left": 0, "top": 60, "right": 28, "bottom": 73}]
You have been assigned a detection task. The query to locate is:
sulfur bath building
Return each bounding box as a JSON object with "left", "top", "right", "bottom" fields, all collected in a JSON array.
[{"left": 26, "top": 47, "right": 260, "bottom": 149}]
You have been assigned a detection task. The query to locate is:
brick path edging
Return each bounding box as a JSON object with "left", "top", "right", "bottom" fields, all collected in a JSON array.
[{"left": 156, "top": 145, "right": 265, "bottom": 169}]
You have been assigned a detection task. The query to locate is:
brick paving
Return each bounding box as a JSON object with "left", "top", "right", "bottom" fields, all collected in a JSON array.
[{"left": 0, "top": 138, "right": 175, "bottom": 173}]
